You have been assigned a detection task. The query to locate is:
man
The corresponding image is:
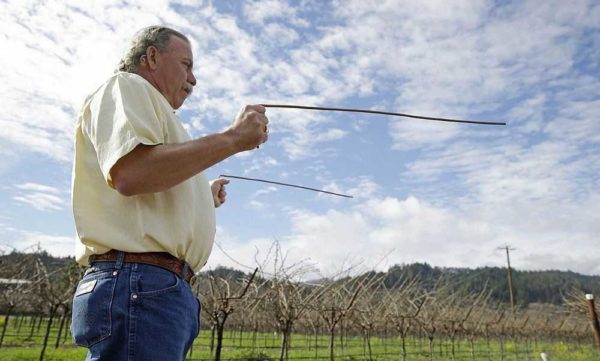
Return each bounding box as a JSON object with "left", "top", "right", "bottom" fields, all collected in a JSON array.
[{"left": 70, "top": 26, "right": 268, "bottom": 360}]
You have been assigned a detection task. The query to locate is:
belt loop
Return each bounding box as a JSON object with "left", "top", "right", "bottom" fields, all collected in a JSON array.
[
  {"left": 181, "top": 262, "right": 189, "bottom": 279},
  {"left": 115, "top": 251, "right": 125, "bottom": 270}
]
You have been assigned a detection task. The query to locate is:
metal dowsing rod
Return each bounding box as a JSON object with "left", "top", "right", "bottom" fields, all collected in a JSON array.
[
  {"left": 219, "top": 174, "right": 354, "bottom": 199},
  {"left": 261, "top": 104, "right": 507, "bottom": 126},
  {"left": 228, "top": 104, "right": 503, "bottom": 198}
]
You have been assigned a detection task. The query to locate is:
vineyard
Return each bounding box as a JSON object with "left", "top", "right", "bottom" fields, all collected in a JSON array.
[{"left": 0, "top": 250, "right": 598, "bottom": 361}]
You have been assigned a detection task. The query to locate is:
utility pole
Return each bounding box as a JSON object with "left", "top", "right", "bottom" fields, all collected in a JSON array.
[{"left": 497, "top": 245, "right": 516, "bottom": 313}]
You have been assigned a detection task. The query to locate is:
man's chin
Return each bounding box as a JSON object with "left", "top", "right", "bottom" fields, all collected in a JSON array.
[{"left": 173, "top": 99, "right": 186, "bottom": 110}]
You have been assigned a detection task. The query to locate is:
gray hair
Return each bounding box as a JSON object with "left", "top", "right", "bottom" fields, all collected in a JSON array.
[{"left": 116, "top": 26, "right": 189, "bottom": 73}]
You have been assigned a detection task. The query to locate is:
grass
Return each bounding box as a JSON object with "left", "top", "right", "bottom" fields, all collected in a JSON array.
[
  {"left": 0, "top": 348, "right": 86, "bottom": 361},
  {"left": 1, "top": 315, "right": 598, "bottom": 360}
]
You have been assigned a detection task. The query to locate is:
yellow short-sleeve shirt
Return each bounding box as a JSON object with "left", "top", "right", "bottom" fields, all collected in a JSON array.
[{"left": 71, "top": 72, "right": 215, "bottom": 272}]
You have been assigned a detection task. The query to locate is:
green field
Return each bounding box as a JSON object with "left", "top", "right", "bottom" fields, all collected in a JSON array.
[{"left": 0, "top": 316, "right": 598, "bottom": 360}]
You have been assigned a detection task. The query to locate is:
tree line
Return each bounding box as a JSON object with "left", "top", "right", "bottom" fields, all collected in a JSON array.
[{"left": 2, "top": 251, "right": 599, "bottom": 307}]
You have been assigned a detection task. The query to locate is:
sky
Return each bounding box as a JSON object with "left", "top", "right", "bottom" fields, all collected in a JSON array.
[{"left": 1, "top": 0, "right": 599, "bottom": 278}]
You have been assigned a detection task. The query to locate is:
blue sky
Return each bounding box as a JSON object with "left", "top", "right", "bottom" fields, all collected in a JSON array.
[{"left": 1, "top": 0, "right": 599, "bottom": 277}]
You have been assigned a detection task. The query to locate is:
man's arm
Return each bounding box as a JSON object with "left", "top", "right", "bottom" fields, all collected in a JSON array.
[{"left": 110, "top": 105, "right": 268, "bottom": 196}]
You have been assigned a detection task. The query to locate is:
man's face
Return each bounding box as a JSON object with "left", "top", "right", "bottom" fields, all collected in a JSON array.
[{"left": 151, "top": 35, "right": 196, "bottom": 109}]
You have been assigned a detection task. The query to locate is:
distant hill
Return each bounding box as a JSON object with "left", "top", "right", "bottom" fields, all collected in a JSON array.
[
  {"left": 379, "top": 262, "right": 600, "bottom": 305},
  {"left": 0, "top": 250, "right": 75, "bottom": 279},
  {"left": 2, "top": 252, "right": 598, "bottom": 305},
  {"left": 188, "top": 263, "right": 600, "bottom": 306}
]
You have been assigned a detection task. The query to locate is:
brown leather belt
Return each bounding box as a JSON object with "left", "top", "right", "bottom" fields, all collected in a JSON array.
[{"left": 90, "top": 250, "right": 194, "bottom": 283}]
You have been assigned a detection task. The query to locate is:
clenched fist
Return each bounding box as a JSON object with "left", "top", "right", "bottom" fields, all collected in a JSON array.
[{"left": 227, "top": 104, "right": 269, "bottom": 151}]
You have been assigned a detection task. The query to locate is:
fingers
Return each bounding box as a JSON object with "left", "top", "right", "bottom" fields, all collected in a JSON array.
[
  {"left": 219, "top": 183, "right": 227, "bottom": 204},
  {"left": 241, "top": 105, "right": 269, "bottom": 130},
  {"left": 243, "top": 104, "right": 266, "bottom": 114},
  {"left": 240, "top": 104, "right": 268, "bottom": 122},
  {"left": 214, "top": 178, "right": 229, "bottom": 195},
  {"left": 219, "top": 188, "right": 227, "bottom": 202},
  {"left": 217, "top": 178, "right": 228, "bottom": 199},
  {"left": 216, "top": 177, "right": 230, "bottom": 186},
  {"left": 211, "top": 178, "right": 229, "bottom": 188},
  {"left": 211, "top": 178, "right": 230, "bottom": 208},
  {"left": 232, "top": 104, "right": 270, "bottom": 151},
  {"left": 256, "top": 108, "right": 269, "bottom": 144}
]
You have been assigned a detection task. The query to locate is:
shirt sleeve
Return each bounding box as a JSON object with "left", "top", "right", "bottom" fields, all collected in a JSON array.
[{"left": 83, "top": 75, "right": 166, "bottom": 188}]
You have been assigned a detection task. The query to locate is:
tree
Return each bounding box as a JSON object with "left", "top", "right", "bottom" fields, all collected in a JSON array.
[
  {"left": 383, "top": 277, "right": 425, "bottom": 361},
  {"left": 30, "top": 256, "right": 80, "bottom": 361},
  {"left": 312, "top": 275, "right": 379, "bottom": 361},
  {"left": 0, "top": 253, "right": 36, "bottom": 347},
  {"left": 194, "top": 268, "right": 258, "bottom": 361}
]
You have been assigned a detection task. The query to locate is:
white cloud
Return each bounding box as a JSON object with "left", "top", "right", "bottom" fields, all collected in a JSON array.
[
  {"left": 12, "top": 183, "right": 67, "bottom": 211},
  {"left": 244, "top": 156, "right": 280, "bottom": 175},
  {"left": 264, "top": 23, "right": 299, "bottom": 46},
  {"left": 1, "top": 230, "right": 75, "bottom": 258},
  {"left": 0, "top": 0, "right": 387, "bottom": 163},
  {"left": 243, "top": 0, "right": 298, "bottom": 25},
  {"left": 546, "top": 99, "right": 600, "bottom": 144},
  {"left": 252, "top": 186, "right": 278, "bottom": 198},
  {"left": 15, "top": 183, "right": 61, "bottom": 194},
  {"left": 267, "top": 195, "right": 600, "bottom": 276},
  {"left": 0, "top": 0, "right": 169, "bottom": 161},
  {"left": 320, "top": 0, "right": 600, "bottom": 148},
  {"left": 3, "top": 0, "right": 597, "bottom": 163},
  {"left": 241, "top": 185, "right": 279, "bottom": 210},
  {"left": 280, "top": 127, "right": 347, "bottom": 160},
  {"left": 247, "top": 200, "right": 265, "bottom": 210},
  {"left": 321, "top": 176, "right": 379, "bottom": 200}
]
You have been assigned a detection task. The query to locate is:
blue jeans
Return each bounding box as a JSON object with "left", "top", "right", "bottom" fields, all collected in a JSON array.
[{"left": 71, "top": 252, "right": 200, "bottom": 361}]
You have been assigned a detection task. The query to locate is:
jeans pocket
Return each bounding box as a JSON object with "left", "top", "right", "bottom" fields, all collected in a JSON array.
[
  {"left": 71, "top": 269, "right": 117, "bottom": 347},
  {"left": 137, "top": 265, "right": 180, "bottom": 297}
]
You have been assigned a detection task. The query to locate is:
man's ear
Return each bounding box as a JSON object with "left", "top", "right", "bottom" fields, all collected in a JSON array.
[{"left": 145, "top": 46, "right": 160, "bottom": 69}]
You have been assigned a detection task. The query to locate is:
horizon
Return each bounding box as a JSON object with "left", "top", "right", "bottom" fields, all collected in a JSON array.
[{"left": 3, "top": 247, "right": 599, "bottom": 279}]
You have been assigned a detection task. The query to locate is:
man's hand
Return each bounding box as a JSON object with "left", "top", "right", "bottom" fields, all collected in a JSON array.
[
  {"left": 210, "top": 178, "right": 230, "bottom": 208},
  {"left": 226, "top": 105, "right": 269, "bottom": 151}
]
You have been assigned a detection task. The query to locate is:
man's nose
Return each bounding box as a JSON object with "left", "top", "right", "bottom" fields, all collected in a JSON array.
[{"left": 188, "top": 72, "right": 197, "bottom": 86}]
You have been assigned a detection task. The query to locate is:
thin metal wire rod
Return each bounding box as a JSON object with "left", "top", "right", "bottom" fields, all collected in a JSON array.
[
  {"left": 261, "top": 104, "right": 506, "bottom": 126},
  {"left": 219, "top": 174, "right": 353, "bottom": 199}
]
